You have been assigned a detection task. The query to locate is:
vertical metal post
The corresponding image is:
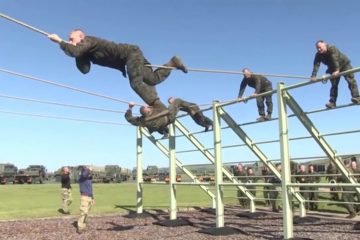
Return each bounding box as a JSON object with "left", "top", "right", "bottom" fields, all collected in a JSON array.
[
  {"left": 169, "top": 123, "right": 177, "bottom": 220},
  {"left": 136, "top": 127, "right": 143, "bottom": 214},
  {"left": 213, "top": 101, "right": 224, "bottom": 228},
  {"left": 277, "top": 83, "right": 293, "bottom": 239}
]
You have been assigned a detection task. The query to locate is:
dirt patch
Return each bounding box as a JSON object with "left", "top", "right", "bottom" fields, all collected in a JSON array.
[{"left": 0, "top": 207, "right": 359, "bottom": 239}]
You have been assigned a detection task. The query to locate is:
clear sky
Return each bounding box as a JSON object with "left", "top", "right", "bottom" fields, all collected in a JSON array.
[{"left": 0, "top": 0, "right": 359, "bottom": 172}]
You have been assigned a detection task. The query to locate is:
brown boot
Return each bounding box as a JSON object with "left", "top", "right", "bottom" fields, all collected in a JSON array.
[{"left": 167, "top": 56, "right": 188, "bottom": 73}]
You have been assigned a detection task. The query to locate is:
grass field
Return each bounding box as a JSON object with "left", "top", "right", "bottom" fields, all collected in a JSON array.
[{"left": 0, "top": 182, "right": 348, "bottom": 220}]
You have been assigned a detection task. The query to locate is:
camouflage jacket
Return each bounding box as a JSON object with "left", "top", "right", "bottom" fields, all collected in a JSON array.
[
  {"left": 238, "top": 74, "right": 272, "bottom": 98},
  {"left": 60, "top": 36, "right": 150, "bottom": 78},
  {"left": 311, "top": 44, "right": 351, "bottom": 77},
  {"left": 125, "top": 104, "right": 179, "bottom": 135}
]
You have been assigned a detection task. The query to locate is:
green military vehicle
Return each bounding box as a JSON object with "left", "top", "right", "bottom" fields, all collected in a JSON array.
[
  {"left": 103, "top": 165, "right": 122, "bottom": 183},
  {"left": 143, "top": 165, "right": 159, "bottom": 182},
  {"left": 0, "top": 163, "right": 18, "bottom": 184},
  {"left": 14, "top": 165, "right": 47, "bottom": 184},
  {"left": 103, "top": 165, "right": 131, "bottom": 183}
]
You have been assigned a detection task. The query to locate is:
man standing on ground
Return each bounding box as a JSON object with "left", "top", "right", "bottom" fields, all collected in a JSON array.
[
  {"left": 77, "top": 166, "right": 95, "bottom": 234},
  {"left": 59, "top": 166, "right": 72, "bottom": 214}
]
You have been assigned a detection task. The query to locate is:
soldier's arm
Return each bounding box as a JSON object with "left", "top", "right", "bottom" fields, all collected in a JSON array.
[
  {"left": 76, "top": 57, "right": 91, "bottom": 74},
  {"left": 125, "top": 109, "right": 142, "bottom": 126},
  {"left": 237, "top": 78, "right": 247, "bottom": 98},
  {"left": 311, "top": 54, "right": 321, "bottom": 78},
  {"left": 59, "top": 37, "right": 93, "bottom": 58}
]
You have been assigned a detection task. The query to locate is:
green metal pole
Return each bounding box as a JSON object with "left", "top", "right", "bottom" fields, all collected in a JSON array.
[
  {"left": 213, "top": 101, "right": 224, "bottom": 228},
  {"left": 277, "top": 83, "right": 294, "bottom": 239},
  {"left": 169, "top": 123, "right": 177, "bottom": 220},
  {"left": 136, "top": 127, "right": 143, "bottom": 214}
]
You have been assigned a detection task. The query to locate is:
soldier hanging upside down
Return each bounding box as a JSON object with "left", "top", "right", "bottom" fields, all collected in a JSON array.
[
  {"left": 125, "top": 102, "right": 180, "bottom": 137},
  {"left": 48, "top": 29, "right": 188, "bottom": 112}
]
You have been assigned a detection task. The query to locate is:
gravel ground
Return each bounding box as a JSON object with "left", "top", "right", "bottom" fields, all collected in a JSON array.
[{"left": 0, "top": 207, "right": 359, "bottom": 240}]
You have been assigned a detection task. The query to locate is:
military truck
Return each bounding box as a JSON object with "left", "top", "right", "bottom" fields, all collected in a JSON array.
[
  {"left": 0, "top": 163, "right": 18, "bottom": 184},
  {"left": 13, "top": 165, "right": 47, "bottom": 184},
  {"left": 102, "top": 165, "right": 131, "bottom": 183},
  {"left": 143, "top": 165, "right": 159, "bottom": 182}
]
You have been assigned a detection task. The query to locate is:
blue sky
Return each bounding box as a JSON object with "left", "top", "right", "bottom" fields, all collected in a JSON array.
[{"left": 0, "top": 0, "right": 359, "bottom": 172}]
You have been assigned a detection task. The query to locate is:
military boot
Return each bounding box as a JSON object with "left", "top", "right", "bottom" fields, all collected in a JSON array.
[
  {"left": 264, "top": 114, "right": 272, "bottom": 121},
  {"left": 351, "top": 97, "right": 360, "bottom": 104},
  {"left": 167, "top": 56, "right": 188, "bottom": 73},
  {"left": 256, "top": 115, "right": 266, "bottom": 122},
  {"left": 325, "top": 102, "right": 336, "bottom": 109}
]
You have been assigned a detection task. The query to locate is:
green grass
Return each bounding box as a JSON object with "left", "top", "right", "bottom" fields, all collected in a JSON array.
[
  {"left": 0, "top": 183, "right": 213, "bottom": 220},
  {"left": 0, "top": 182, "right": 348, "bottom": 220}
]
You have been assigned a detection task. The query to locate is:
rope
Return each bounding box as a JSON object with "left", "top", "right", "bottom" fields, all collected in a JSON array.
[
  {"left": 0, "top": 67, "right": 144, "bottom": 106},
  {"left": 0, "top": 13, "right": 50, "bottom": 36},
  {"left": 146, "top": 64, "right": 310, "bottom": 80},
  {"left": 0, "top": 93, "right": 130, "bottom": 114},
  {"left": 0, "top": 109, "right": 130, "bottom": 126}
]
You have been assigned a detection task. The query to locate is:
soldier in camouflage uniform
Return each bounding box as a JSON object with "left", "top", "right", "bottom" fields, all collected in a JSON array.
[
  {"left": 269, "top": 163, "right": 282, "bottom": 212},
  {"left": 233, "top": 164, "right": 247, "bottom": 207},
  {"left": 167, "top": 97, "right": 213, "bottom": 131},
  {"left": 310, "top": 40, "right": 360, "bottom": 109},
  {"left": 307, "top": 164, "right": 321, "bottom": 211},
  {"left": 48, "top": 30, "right": 188, "bottom": 111},
  {"left": 295, "top": 164, "right": 309, "bottom": 210},
  {"left": 125, "top": 101, "right": 180, "bottom": 137},
  {"left": 238, "top": 68, "right": 273, "bottom": 122},
  {"left": 326, "top": 162, "right": 340, "bottom": 201}
]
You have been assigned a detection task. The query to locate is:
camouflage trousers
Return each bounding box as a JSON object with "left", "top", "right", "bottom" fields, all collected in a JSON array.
[
  {"left": 77, "top": 195, "right": 93, "bottom": 231},
  {"left": 127, "top": 51, "right": 172, "bottom": 107},
  {"left": 61, "top": 188, "right": 72, "bottom": 213},
  {"left": 326, "top": 64, "right": 360, "bottom": 103}
]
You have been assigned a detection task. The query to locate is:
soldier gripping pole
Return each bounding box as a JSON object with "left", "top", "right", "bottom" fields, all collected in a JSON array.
[{"left": 0, "top": 13, "right": 50, "bottom": 36}]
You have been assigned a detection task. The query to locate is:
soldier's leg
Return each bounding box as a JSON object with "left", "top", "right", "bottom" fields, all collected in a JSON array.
[
  {"left": 265, "top": 94, "right": 273, "bottom": 115},
  {"left": 343, "top": 192, "right": 356, "bottom": 215},
  {"left": 329, "top": 77, "right": 340, "bottom": 104},
  {"left": 344, "top": 74, "right": 360, "bottom": 102},
  {"left": 127, "top": 55, "right": 164, "bottom": 107},
  {"left": 256, "top": 96, "right": 265, "bottom": 116},
  {"left": 67, "top": 189, "right": 73, "bottom": 209},
  {"left": 143, "top": 66, "right": 172, "bottom": 86},
  {"left": 61, "top": 188, "right": 69, "bottom": 212},
  {"left": 77, "top": 196, "right": 91, "bottom": 231}
]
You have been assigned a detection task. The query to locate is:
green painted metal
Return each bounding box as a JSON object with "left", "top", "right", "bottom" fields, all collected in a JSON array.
[
  {"left": 277, "top": 83, "right": 294, "bottom": 239},
  {"left": 136, "top": 127, "right": 143, "bottom": 214},
  {"left": 140, "top": 127, "right": 216, "bottom": 204},
  {"left": 213, "top": 101, "right": 224, "bottom": 228},
  {"left": 174, "top": 120, "right": 255, "bottom": 207},
  {"left": 168, "top": 124, "right": 177, "bottom": 220},
  {"left": 283, "top": 90, "right": 360, "bottom": 194}
]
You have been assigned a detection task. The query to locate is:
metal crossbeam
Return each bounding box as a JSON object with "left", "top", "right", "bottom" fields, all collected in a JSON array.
[
  {"left": 283, "top": 90, "right": 360, "bottom": 194},
  {"left": 218, "top": 105, "right": 305, "bottom": 214},
  {"left": 140, "top": 127, "right": 216, "bottom": 203},
  {"left": 174, "top": 119, "right": 255, "bottom": 204}
]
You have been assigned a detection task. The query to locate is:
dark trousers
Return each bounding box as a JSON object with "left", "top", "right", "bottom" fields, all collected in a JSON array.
[
  {"left": 327, "top": 65, "right": 360, "bottom": 103},
  {"left": 269, "top": 188, "right": 279, "bottom": 211},
  {"left": 127, "top": 51, "right": 172, "bottom": 106},
  {"left": 308, "top": 187, "right": 319, "bottom": 210},
  {"left": 256, "top": 83, "right": 273, "bottom": 116}
]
